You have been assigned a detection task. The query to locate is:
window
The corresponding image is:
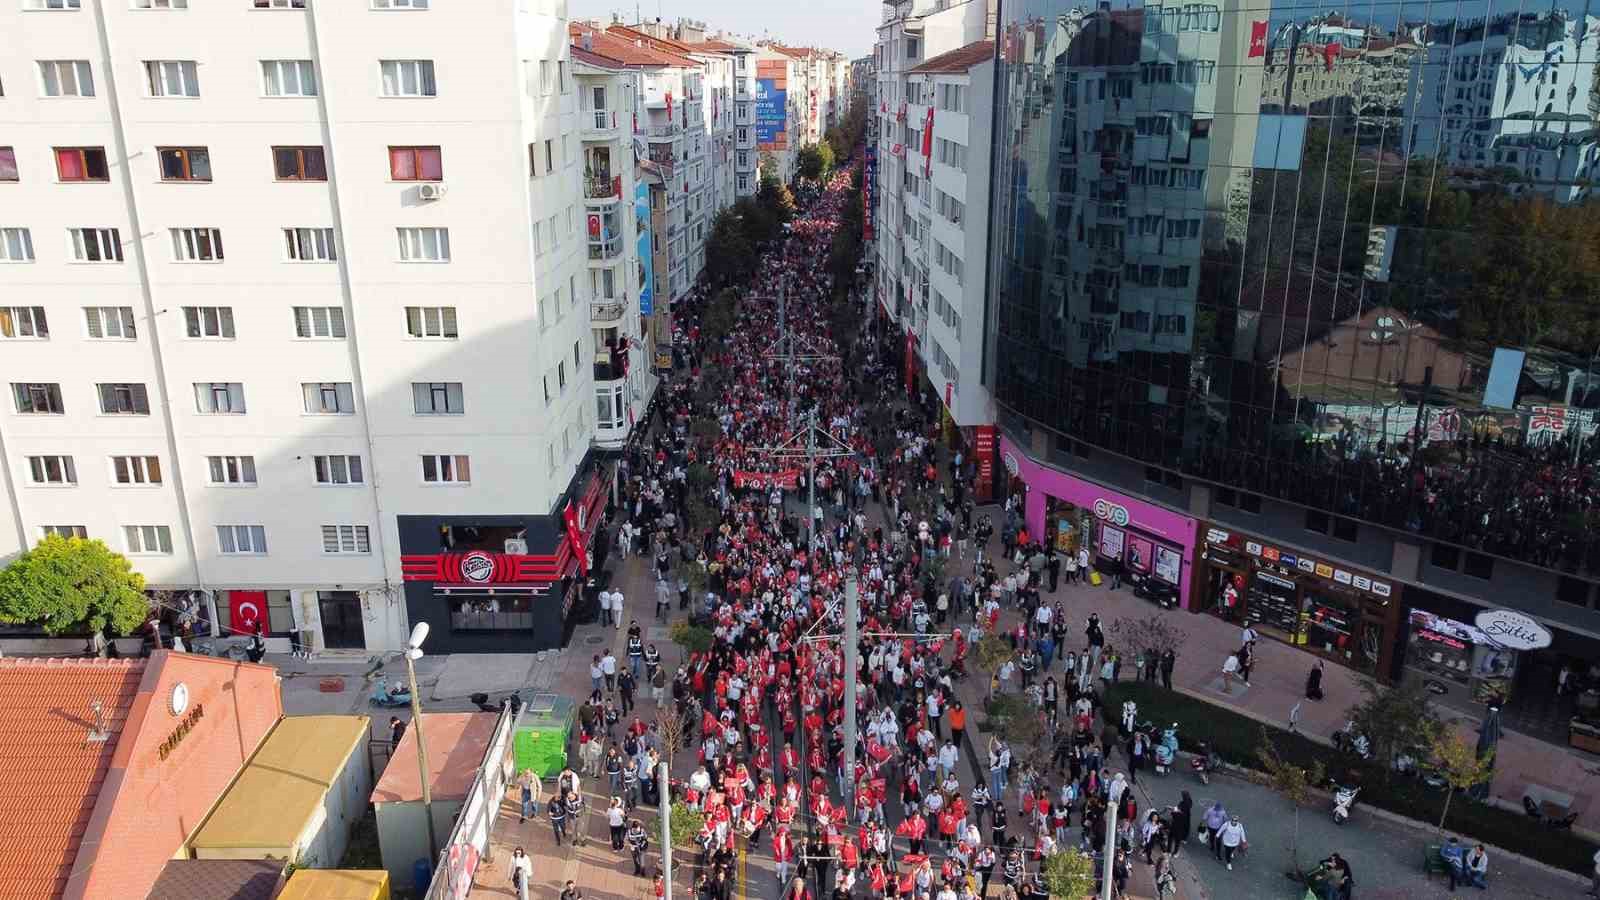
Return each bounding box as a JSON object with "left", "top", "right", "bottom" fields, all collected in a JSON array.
[
  {"left": 253, "top": 0, "right": 305, "bottom": 8},
  {"left": 42, "top": 525, "right": 87, "bottom": 539},
  {"left": 111, "top": 455, "right": 161, "bottom": 485},
  {"left": 0, "top": 147, "right": 17, "bottom": 181},
  {"left": 206, "top": 455, "right": 256, "bottom": 485},
  {"left": 273, "top": 146, "right": 326, "bottom": 181},
  {"left": 169, "top": 227, "right": 224, "bottom": 263},
  {"left": 283, "top": 227, "right": 337, "bottom": 261},
  {"left": 389, "top": 146, "right": 442, "bottom": 181},
  {"left": 261, "top": 60, "right": 317, "bottom": 96},
  {"left": 26, "top": 456, "right": 76, "bottom": 485},
  {"left": 27, "top": 0, "right": 82, "bottom": 8},
  {"left": 397, "top": 227, "right": 450, "bottom": 262},
  {"left": 412, "top": 381, "right": 464, "bottom": 414},
  {"left": 1430, "top": 543, "right": 1461, "bottom": 571},
  {"left": 302, "top": 382, "right": 355, "bottom": 414},
  {"left": 294, "top": 306, "right": 346, "bottom": 339},
  {"left": 1, "top": 228, "right": 34, "bottom": 261},
  {"left": 321, "top": 524, "right": 371, "bottom": 554},
  {"left": 313, "top": 454, "right": 363, "bottom": 484},
  {"left": 96, "top": 382, "right": 149, "bottom": 414},
  {"left": 85, "top": 306, "right": 135, "bottom": 339},
  {"left": 0, "top": 307, "right": 48, "bottom": 339},
  {"left": 380, "top": 60, "right": 436, "bottom": 97},
  {"left": 1331, "top": 516, "right": 1359, "bottom": 542},
  {"left": 183, "top": 306, "right": 235, "bottom": 338},
  {"left": 193, "top": 382, "right": 245, "bottom": 414},
  {"left": 573, "top": 339, "right": 581, "bottom": 368},
  {"left": 373, "top": 0, "right": 428, "bottom": 6},
  {"left": 144, "top": 60, "right": 199, "bottom": 97},
  {"left": 133, "top": 0, "right": 188, "bottom": 8},
  {"left": 124, "top": 525, "right": 172, "bottom": 554},
  {"left": 55, "top": 147, "right": 109, "bottom": 181},
  {"left": 406, "top": 306, "right": 457, "bottom": 338},
  {"left": 557, "top": 361, "right": 567, "bottom": 390},
  {"left": 157, "top": 147, "right": 210, "bottom": 181},
  {"left": 39, "top": 61, "right": 94, "bottom": 97},
  {"left": 1462, "top": 552, "right": 1495, "bottom": 580},
  {"left": 69, "top": 227, "right": 122, "bottom": 262},
  {"left": 217, "top": 524, "right": 267, "bottom": 554},
  {"left": 421, "top": 454, "right": 470, "bottom": 483}
]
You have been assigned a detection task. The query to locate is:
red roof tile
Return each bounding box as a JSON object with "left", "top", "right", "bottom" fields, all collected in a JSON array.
[
  {"left": 0, "top": 658, "right": 145, "bottom": 900},
  {"left": 371, "top": 713, "right": 498, "bottom": 804},
  {"left": 909, "top": 40, "right": 995, "bottom": 74}
]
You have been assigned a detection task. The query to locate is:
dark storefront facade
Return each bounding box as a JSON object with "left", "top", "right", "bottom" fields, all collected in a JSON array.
[
  {"left": 1197, "top": 524, "right": 1401, "bottom": 680},
  {"left": 397, "top": 467, "right": 607, "bottom": 654}
]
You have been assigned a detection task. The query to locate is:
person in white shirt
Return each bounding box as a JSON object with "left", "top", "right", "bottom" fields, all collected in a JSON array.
[
  {"left": 601, "top": 650, "right": 618, "bottom": 691},
  {"left": 508, "top": 847, "right": 533, "bottom": 900},
  {"left": 1217, "top": 816, "right": 1247, "bottom": 869},
  {"left": 1241, "top": 624, "right": 1260, "bottom": 646},
  {"left": 1222, "top": 652, "right": 1240, "bottom": 693},
  {"left": 938, "top": 740, "right": 960, "bottom": 780},
  {"left": 590, "top": 655, "right": 604, "bottom": 694},
  {"left": 610, "top": 590, "right": 624, "bottom": 629}
]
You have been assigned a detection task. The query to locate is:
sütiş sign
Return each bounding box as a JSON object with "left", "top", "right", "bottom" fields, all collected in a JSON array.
[{"left": 1474, "top": 609, "right": 1552, "bottom": 651}]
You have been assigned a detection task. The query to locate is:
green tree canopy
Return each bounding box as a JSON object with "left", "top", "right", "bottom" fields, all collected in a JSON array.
[
  {"left": 0, "top": 534, "right": 149, "bottom": 635},
  {"left": 797, "top": 144, "right": 826, "bottom": 182}
]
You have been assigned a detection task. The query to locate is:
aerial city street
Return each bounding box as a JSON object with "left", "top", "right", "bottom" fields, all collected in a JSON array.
[{"left": 2, "top": 0, "right": 1600, "bottom": 899}]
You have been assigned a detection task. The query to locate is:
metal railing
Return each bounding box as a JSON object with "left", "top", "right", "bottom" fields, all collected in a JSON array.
[
  {"left": 585, "top": 109, "right": 616, "bottom": 130},
  {"left": 590, "top": 300, "right": 625, "bottom": 322},
  {"left": 645, "top": 122, "right": 682, "bottom": 138},
  {"left": 587, "top": 236, "right": 622, "bottom": 260},
  {"left": 584, "top": 175, "right": 619, "bottom": 200}
]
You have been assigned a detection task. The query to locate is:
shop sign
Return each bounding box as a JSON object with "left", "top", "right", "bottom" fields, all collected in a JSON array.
[
  {"left": 1315, "top": 563, "right": 1334, "bottom": 578},
  {"left": 1280, "top": 553, "right": 1297, "bottom": 567},
  {"left": 1474, "top": 609, "right": 1553, "bottom": 651},
  {"left": 1372, "top": 581, "right": 1392, "bottom": 597},
  {"left": 1352, "top": 575, "right": 1371, "bottom": 590},
  {"left": 1333, "top": 569, "right": 1353, "bottom": 585},
  {"left": 1003, "top": 451, "right": 1020, "bottom": 478},
  {"left": 1246, "top": 541, "right": 1263, "bottom": 556},
  {"left": 1093, "top": 499, "right": 1131, "bottom": 527},
  {"left": 1262, "top": 546, "right": 1281, "bottom": 562},
  {"left": 1257, "top": 571, "right": 1297, "bottom": 589},
  {"left": 158, "top": 704, "right": 205, "bottom": 761},
  {"left": 1205, "top": 527, "right": 1231, "bottom": 545},
  {"left": 1297, "top": 558, "right": 1315, "bottom": 573},
  {"left": 402, "top": 552, "right": 562, "bottom": 585}
]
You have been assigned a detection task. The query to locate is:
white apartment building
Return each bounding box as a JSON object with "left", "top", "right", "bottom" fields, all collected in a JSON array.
[
  {"left": 0, "top": 0, "right": 609, "bottom": 656},
  {"left": 729, "top": 43, "right": 761, "bottom": 197},
  {"left": 572, "top": 34, "right": 659, "bottom": 451},
  {"left": 872, "top": 0, "right": 993, "bottom": 327},
  {"left": 903, "top": 41, "right": 994, "bottom": 428}
]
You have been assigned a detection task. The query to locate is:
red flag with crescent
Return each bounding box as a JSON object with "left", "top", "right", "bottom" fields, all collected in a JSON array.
[{"left": 562, "top": 500, "right": 588, "bottom": 576}]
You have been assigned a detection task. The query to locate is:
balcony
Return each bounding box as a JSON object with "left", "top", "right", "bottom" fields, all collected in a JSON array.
[
  {"left": 646, "top": 122, "right": 682, "bottom": 138},
  {"left": 582, "top": 108, "right": 620, "bottom": 139},
  {"left": 587, "top": 235, "right": 623, "bottom": 261},
  {"left": 591, "top": 299, "right": 625, "bottom": 323},
  {"left": 585, "top": 174, "right": 622, "bottom": 203}
]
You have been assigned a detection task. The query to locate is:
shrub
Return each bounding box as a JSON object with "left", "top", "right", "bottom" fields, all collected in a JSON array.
[
  {"left": 669, "top": 621, "right": 713, "bottom": 655},
  {"left": 660, "top": 800, "right": 705, "bottom": 849},
  {"left": 1100, "top": 682, "right": 1598, "bottom": 875}
]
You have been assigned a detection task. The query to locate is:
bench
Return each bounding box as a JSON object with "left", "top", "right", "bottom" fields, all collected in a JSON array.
[{"left": 1422, "top": 844, "right": 1448, "bottom": 878}]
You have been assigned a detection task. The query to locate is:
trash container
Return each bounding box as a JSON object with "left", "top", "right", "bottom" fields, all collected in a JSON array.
[{"left": 412, "top": 858, "right": 432, "bottom": 895}]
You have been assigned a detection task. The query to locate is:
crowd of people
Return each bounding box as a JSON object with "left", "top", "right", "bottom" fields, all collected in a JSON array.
[{"left": 555, "top": 168, "right": 1216, "bottom": 900}]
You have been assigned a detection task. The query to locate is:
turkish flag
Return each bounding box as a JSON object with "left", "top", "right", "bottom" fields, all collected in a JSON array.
[
  {"left": 1323, "top": 42, "right": 1339, "bottom": 71},
  {"left": 1249, "top": 20, "right": 1268, "bottom": 57},
  {"left": 230, "top": 590, "right": 265, "bottom": 634},
  {"left": 563, "top": 500, "right": 589, "bottom": 576}
]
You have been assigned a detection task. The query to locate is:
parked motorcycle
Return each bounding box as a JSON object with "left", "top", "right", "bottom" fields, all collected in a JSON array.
[
  {"left": 1190, "top": 741, "right": 1213, "bottom": 785},
  {"left": 369, "top": 678, "right": 412, "bottom": 707},
  {"left": 1153, "top": 724, "right": 1180, "bottom": 775},
  {"left": 1332, "top": 783, "right": 1360, "bottom": 825},
  {"left": 471, "top": 691, "right": 524, "bottom": 715}
]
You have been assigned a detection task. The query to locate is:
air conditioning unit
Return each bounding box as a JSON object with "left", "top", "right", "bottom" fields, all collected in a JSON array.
[
  {"left": 418, "top": 182, "right": 448, "bottom": 201},
  {"left": 504, "top": 538, "right": 528, "bottom": 555}
]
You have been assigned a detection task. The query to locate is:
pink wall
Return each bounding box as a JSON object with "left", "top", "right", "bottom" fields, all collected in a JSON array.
[{"left": 1001, "top": 436, "right": 1199, "bottom": 610}]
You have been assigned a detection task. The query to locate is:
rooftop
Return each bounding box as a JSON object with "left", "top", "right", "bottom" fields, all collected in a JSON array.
[
  {"left": 0, "top": 657, "right": 146, "bottom": 900},
  {"left": 569, "top": 23, "right": 698, "bottom": 68},
  {"left": 371, "top": 712, "right": 499, "bottom": 804},
  {"left": 147, "top": 859, "right": 285, "bottom": 900},
  {"left": 910, "top": 40, "right": 996, "bottom": 74}
]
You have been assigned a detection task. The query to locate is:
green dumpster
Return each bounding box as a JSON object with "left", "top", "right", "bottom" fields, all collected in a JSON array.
[{"left": 513, "top": 693, "right": 576, "bottom": 779}]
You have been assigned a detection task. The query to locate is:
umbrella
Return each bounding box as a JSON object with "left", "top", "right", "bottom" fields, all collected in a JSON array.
[{"left": 1468, "top": 705, "right": 1502, "bottom": 802}]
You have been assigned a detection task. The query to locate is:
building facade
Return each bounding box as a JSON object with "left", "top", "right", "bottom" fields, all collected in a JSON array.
[
  {"left": 0, "top": 0, "right": 606, "bottom": 654},
  {"left": 987, "top": 0, "right": 1600, "bottom": 733}
]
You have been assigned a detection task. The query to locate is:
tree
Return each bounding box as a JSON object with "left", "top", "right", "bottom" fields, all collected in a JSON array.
[
  {"left": 656, "top": 703, "right": 692, "bottom": 759},
  {"left": 1108, "top": 614, "right": 1188, "bottom": 682},
  {"left": 0, "top": 534, "right": 149, "bottom": 636},
  {"left": 975, "top": 634, "right": 1013, "bottom": 698},
  {"left": 1345, "top": 680, "right": 1441, "bottom": 781},
  {"left": 659, "top": 799, "right": 705, "bottom": 849},
  {"left": 797, "top": 144, "right": 825, "bottom": 182},
  {"left": 704, "top": 207, "right": 757, "bottom": 288},
  {"left": 669, "top": 620, "right": 714, "bottom": 654},
  {"left": 1040, "top": 848, "right": 1097, "bottom": 899},
  {"left": 1430, "top": 731, "right": 1495, "bottom": 835},
  {"left": 1256, "top": 726, "right": 1325, "bottom": 877}
]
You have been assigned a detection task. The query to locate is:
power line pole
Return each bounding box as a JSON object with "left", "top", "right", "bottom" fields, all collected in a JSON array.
[
  {"left": 750, "top": 409, "right": 856, "bottom": 550},
  {"left": 659, "top": 760, "right": 673, "bottom": 900},
  {"left": 841, "top": 572, "right": 860, "bottom": 815}
]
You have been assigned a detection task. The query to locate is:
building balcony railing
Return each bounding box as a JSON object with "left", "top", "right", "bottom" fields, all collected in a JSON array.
[
  {"left": 591, "top": 299, "right": 625, "bottom": 323},
  {"left": 585, "top": 174, "right": 621, "bottom": 201},
  {"left": 583, "top": 109, "right": 619, "bottom": 134},
  {"left": 593, "top": 360, "right": 626, "bottom": 382},
  {"left": 646, "top": 122, "right": 682, "bottom": 138},
  {"left": 587, "top": 236, "right": 623, "bottom": 261}
]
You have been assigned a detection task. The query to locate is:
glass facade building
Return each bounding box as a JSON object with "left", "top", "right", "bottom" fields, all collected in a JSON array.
[{"left": 987, "top": 0, "right": 1600, "bottom": 585}]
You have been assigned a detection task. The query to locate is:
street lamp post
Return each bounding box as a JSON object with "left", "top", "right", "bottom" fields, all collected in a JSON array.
[
  {"left": 403, "top": 623, "right": 438, "bottom": 866},
  {"left": 1102, "top": 774, "right": 1126, "bottom": 900}
]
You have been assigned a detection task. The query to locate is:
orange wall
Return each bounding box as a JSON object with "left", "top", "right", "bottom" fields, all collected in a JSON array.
[{"left": 64, "top": 652, "right": 283, "bottom": 900}]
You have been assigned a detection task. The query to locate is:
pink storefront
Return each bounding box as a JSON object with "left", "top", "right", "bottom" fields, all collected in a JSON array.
[{"left": 1001, "top": 436, "right": 1200, "bottom": 610}]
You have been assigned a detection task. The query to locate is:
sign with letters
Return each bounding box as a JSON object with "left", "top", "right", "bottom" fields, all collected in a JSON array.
[{"left": 1474, "top": 609, "right": 1552, "bottom": 651}]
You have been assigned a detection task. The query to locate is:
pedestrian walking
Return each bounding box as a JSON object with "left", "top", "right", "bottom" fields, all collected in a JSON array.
[
  {"left": 627, "top": 817, "right": 650, "bottom": 875},
  {"left": 1221, "top": 651, "right": 1240, "bottom": 693},
  {"left": 1217, "top": 816, "right": 1247, "bottom": 870},
  {"left": 509, "top": 847, "right": 533, "bottom": 900},
  {"left": 549, "top": 792, "right": 569, "bottom": 845}
]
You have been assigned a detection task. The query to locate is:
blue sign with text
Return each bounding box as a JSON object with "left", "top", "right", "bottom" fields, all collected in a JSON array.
[{"left": 755, "top": 78, "right": 787, "bottom": 147}]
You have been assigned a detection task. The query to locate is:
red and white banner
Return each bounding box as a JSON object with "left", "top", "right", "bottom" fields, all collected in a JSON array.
[
  {"left": 562, "top": 500, "right": 589, "bottom": 576},
  {"left": 1248, "top": 20, "right": 1268, "bottom": 57},
  {"left": 922, "top": 105, "right": 935, "bottom": 177},
  {"left": 734, "top": 469, "right": 802, "bottom": 490},
  {"left": 230, "top": 590, "right": 265, "bottom": 634}
]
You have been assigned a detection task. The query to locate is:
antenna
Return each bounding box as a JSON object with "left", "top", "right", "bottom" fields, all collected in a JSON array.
[{"left": 86, "top": 700, "right": 110, "bottom": 744}]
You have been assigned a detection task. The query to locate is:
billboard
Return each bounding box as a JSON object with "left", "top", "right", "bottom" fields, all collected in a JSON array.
[
  {"left": 755, "top": 59, "right": 788, "bottom": 150},
  {"left": 634, "top": 181, "right": 654, "bottom": 316},
  {"left": 863, "top": 146, "right": 876, "bottom": 241}
]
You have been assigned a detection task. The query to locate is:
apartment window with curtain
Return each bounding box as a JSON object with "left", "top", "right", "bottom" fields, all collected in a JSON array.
[
  {"left": 38, "top": 61, "right": 94, "bottom": 97},
  {"left": 111, "top": 455, "right": 162, "bottom": 485},
  {"left": 96, "top": 382, "right": 149, "bottom": 415},
  {"left": 389, "top": 146, "right": 442, "bottom": 181},
  {"left": 158, "top": 147, "right": 211, "bottom": 181},
  {"left": 301, "top": 382, "right": 355, "bottom": 414},
  {"left": 0, "top": 307, "right": 47, "bottom": 339},
  {"left": 193, "top": 382, "right": 245, "bottom": 414},
  {"left": 68, "top": 227, "right": 122, "bottom": 262},
  {"left": 217, "top": 524, "right": 267, "bottom": 554},
  {"left": 182, "top": 306, "right": 234, "bottom": 338},
  {"left": 84, "top": 306, "right": 135, "bottom": 339},
  {"left": 25, "top": 455, "right": 76, "bottom": 485},
  {"left": 405, "top": 306, "right": 457, "bottom": 339},
  {"left": 313, "top": 454, "right": 363, "bottom": 484},
  {"left": 397, "top": 227, "right": 450, "bottom": 261},
  {"left": 421, "top": 454, "right": 470, "bottom": 483},
  {"left": 294, "top": 306, "right": 346, "bottom": 338},
  {"left": 412, "top": 382, "right": 464, "bottom": 414},
  {"left": 206, "top": 455, "right": 256, "bottom": 485},
  {"left": 55, "top": 147, "right": 109, "bottom": 181},
  {"left": 124, "top": 525, "right": 172, "bottom": 555},
  {"left": 283, "top": 227, "right": 337, "bottom": 261},
  {"left": 273, "top": 146, "right": 326, "bottom": 181},
  {"left": 380, "top": 60, "right": 436, "bottom": 97},
  {"left": 144, "top": 60, "right": 199, "bottom": 97},
  {"left": 171, "top": 227, "right": 223, "bottom": 261},
  {"left": 322, "top": 525, "right": 371, "bottom": 554}
]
